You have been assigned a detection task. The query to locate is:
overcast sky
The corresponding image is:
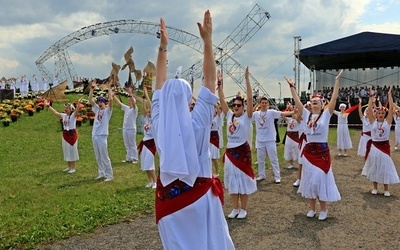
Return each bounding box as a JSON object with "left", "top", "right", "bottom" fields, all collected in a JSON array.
[{"left": 1, "top": 0, "right": 400, "bottom": 99}]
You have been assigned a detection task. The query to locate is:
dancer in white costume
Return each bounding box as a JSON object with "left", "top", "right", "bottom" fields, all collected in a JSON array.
[
  {"left": 333, "top": 102, "right": 352, "bottom": 156},
  {"left": 282, "top": 104, "right": 300, "bottom": 169},
  {"left": 152, "top": 12, "right": 234, "bottom": 250},
  {"left": 219, "top": 66, "right": 257, "bottom": 219},
  {"left": 44, "top": 99, "right": 81, "bottom": 173},
  {"left": 252, "top": 97, "right": 293, "bottom": 183},
  {"left": 89, "top": 79, "right": 114, "bottom": 182},
  {"left": 113, "top": 87, "right": 139, "bottom": 163},
  {"left": 357, "top": 97, "right": 371, "bottom": 157},
  {"left": 362, "top": 86, "right": 399, "bottom": 197},
  {"left": 31, "top": 75, "right": 39, "bottom": 93},
  {"left": 284, "top": 70, "right": 343, "bottom": 221},
  {"left": 210, "top": 104, "right": 222, "bottom": 176},
  {"left": 393, "top": 106, "right": 400, "bottom": 150},
  {"left": 136, "top": 87, "right": 157, "bottom": 189}
]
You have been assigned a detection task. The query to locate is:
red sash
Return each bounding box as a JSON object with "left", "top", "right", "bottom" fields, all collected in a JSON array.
[
  {"left": 223, "top": 142, "right": 254, "bottom": 179},
  {"left": 301, "top": 142, "right": 331, "bottom": 174},
  {"left": 361, "top": 131, "right": 371, "bottom": 136},
  {"left": 62, "top": 129, "right": 78, "bottom": 146},
  {"left": 365, "top": 140, "right": 390, "bottom": 160},
  {"left": 210, "top": 131, "right": 220, "bottom": 148},
  {"left": 286, "top": 131, "right": 299, "bottom": 143},
  {"left": 137, "top": 139, "right": 156, "bottom": 155},
  {"left": 298, "top": 132, "right": 307, "bottom": 150},
  {"left": 155, "top": 176, "right": 224, "bottom": 223}
]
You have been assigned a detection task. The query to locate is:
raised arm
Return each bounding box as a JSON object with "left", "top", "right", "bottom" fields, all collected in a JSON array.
[
  {"left": 357, "top": 97, "right": 364, "bottom": 119},
  {"left": 386, "top": 85, "right": 394, "bottom": 124},
  {"left": 88, "top": 79, "right": 96, "bottom": 106},
  {"left": 245, "top": 66, "right": 253, "bottom": 118},
  {"left": 113, "top": 92, "right": 123, "bottom": 106},
  {"left": 197, "top": 10, "right": 215, "bottom": 93},
  {"left": 44, "top": 99, "right": 62, "bottom": 119},
  {"left": 284, "top": 76, "right": 303, "bottom": 115},
  {"left": 142, "top": 87, "right": 151, "bottom": 115},
  {"left": 327, "top": 69, "right": 343, "bottom": 114},
  {"left": 217, "top": 69, "right": 229, "bottom": 115},
  {"left": 126, "top": 87, "right": 137, "bottom": 109},
  {"left": 366, "top": 86, "right": 375, "bottom": 124},
  {"left": 107, "top": 78, "right": 113, "bottom": 111},
  {"left": 155, "top": 18, "right": 168, "bottom": 90},
  {"left": 74, "top": 98, "right": 82, "bottom": 117}
]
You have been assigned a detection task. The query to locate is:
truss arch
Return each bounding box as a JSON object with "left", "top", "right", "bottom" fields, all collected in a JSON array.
[{"left": 35, "top": 4, "right": 273, "bottom": 103}]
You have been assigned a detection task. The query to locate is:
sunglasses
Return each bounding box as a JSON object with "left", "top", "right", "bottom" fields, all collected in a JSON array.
[{"left": 233, "top": 104, "right": 242, "bottom": 108}]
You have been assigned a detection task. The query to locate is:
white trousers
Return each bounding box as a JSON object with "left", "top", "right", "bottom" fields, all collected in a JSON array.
[
  {"left": 123, "top": 129, "right": 138, "bottom": 161},
  {"left": 92, "top": 135, "right": 113, "bottom": 178},
  {"left": 256, "top": 140, "right": 280, "bottom": 180}
]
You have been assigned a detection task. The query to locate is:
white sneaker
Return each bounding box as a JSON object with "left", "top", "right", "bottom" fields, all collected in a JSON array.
[
  {"left": 287, "top": 165, "right": 294, "bottom": 169},
  {"left": 343, "top": 153, "right": 348, "bottom": 157},
  {"left": 256, "top": 176, "right": 265, "bottom": 181},
  {"left": 254, "top": 161, "right": 258, "bottom": 164},
  {"left": 318, "top": 210, "right": 328, "bottom": 221},
  {"left": 104, "top": 177, "right": 113, "bottom": 182},
  {"left": 293, "top": 179, "right": 300, "bottom": 187},
  {"left": 395, "top": 147, "right": 398, "bottom": 150},
  {"left": 151, "top": 182, "right": 157, "bottom": 189},
  {"left": 384, "top": 191, "right": 391, "bottom": 197},
  {"left": 145, "top": 182, "right": 152, "bottom": 188},
  {"left": 237, "top": 209, "right": 247, "bottom": 219},
  {"left": 63, "top": 167, "right": 70, "bottom": 172},
  {"left": 371, "top": 189, "right": 378, "bottom": 195},
  {"left": 307, "top": 210, "right": 316, "bottom": 218},
  {"left": 274, "top": 179, "right": 281, "bottom": 184},
  {"left": 338, "top": 153, "right": 342, "bottom": 156},
  {"left": 227, "top": 209, "right": 240, "bottom": 219},
  {"left": 67, "top": 169, "right": 76, "bottom": 174},
  {"left": 132, "top": 160, "right": 138, "bottom": 164},
  {"left": 94, "top": 176, "right": 105, "bottom": 180}
]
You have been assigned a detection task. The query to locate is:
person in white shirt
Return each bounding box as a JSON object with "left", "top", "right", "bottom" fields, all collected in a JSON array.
[
  {"left": 89, "top": 79, "right": 114, "bottom": 182},
  {"left": 151, "top": 12, "right": 234, "bottom": 249},
  {"left": 210, "top": 104, "right": 222, "bottom": 176},
  {"left": 113, "top": 87, "right": 139, "bottom": 163},
  {"left": 219, "top": 66, "right": 256, "bottom": 220},
  {"left": 31, "top": 75, "right": 39, "bottom": 93},
  {"left": 44, "top": 99, "right": 81, "bottom": 173},
  {"left": 284, "top": 70, "right": 343, "bottom": 221},
  {"left": 252, "top": 97, "right": 292, "bottom": 183}
]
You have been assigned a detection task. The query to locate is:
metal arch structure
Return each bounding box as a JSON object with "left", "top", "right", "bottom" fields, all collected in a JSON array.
[
  {"left": 35, "top": 4, "right": 273, "bottom": 103},
  {"left": 35, "top": 19, "right": 205, "bottom": 87},
  {"left": 182, "top": 4, "right": 273, "bottom": 103}
]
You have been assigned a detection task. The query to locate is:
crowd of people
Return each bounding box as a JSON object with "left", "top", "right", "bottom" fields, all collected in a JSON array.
[{"left": 36, "top": 10, "right": 400, "bottom": 250}]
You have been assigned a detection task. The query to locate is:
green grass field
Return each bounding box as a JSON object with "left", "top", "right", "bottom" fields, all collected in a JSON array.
[{"left": 0, "top": 94, "right": 354, "bottom": 249}]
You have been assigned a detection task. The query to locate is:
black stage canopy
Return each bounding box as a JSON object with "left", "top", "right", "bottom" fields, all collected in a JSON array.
[{"left": 299, "top": 31, "right": 400, "bottom": 70}]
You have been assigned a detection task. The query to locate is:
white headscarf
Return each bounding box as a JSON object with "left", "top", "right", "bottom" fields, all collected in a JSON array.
[{"left": 157, "top": 78, "right": 199, "bottom": 187}]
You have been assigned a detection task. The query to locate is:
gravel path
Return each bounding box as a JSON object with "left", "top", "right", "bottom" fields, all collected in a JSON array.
[{"left": 41, "top": 133, "right": 400, "bottom": 250}]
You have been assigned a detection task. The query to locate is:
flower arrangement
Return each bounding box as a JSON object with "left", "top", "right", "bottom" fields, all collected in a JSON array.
[
  {"left": 1, "top": 117, "right": 11, "bottom": 127},
  {"left": 26, "top": 107, "right": 35, "bottom": 116}
]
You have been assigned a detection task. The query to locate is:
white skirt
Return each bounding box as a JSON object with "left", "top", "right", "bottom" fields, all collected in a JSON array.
[
  {"left": 223, "top": 156, "right": 257, "bottom": 195},
  {"left": 336, "top": 124, "right": 352, "bottom": 149},
  {"left": 62, "top": 138, "right": 79, "bottom": 161},
  {"left": 297, "top": 157, "right": 341, "bottom": 202},
  {"left": 140, "top": 146, "right": 155, "bottom": 171},
  {"left": 158, "top": 189, "right": 235, "bottom": 250},
  {"left": 361, "top": 145, "right": 400, "bottom": 184},
  {"left": 210, "top": 143, "right": 220, "bottom": 159},
  {"left": 284, "top": 136, "right": 299, "bottom": 161},
  {"left": 357, "top": 134, "right": 370, "bottom": 156}
]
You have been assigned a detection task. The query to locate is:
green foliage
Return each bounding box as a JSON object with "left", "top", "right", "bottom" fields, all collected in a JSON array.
[{"left": 0, "top": 94, "right": 154, "bottom": 249}]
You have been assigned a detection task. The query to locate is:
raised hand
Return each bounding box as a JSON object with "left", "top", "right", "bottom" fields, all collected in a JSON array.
[
  {"left": 159, "top": 18, "right": 168, "bottom": 49},
  {"left": 197, "top": 10, "right": 212, "bottom": 43}
]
